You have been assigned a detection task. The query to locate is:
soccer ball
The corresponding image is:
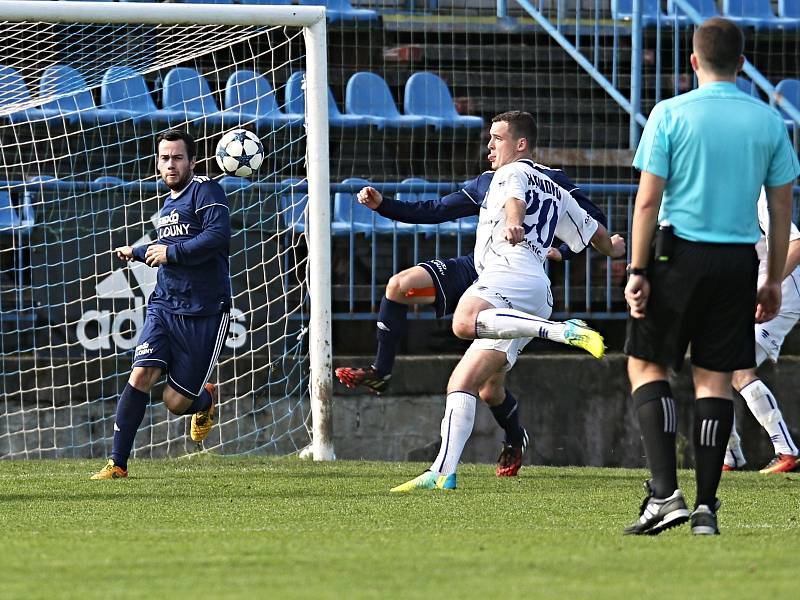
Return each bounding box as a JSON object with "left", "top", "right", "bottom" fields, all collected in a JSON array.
[{"left": 215, "top": 129, "right": 264, "bottom": 177}]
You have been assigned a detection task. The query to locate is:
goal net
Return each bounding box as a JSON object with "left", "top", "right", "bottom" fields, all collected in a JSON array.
[{"left": 0, "top": 2, "right": 332, "bottom": 460}]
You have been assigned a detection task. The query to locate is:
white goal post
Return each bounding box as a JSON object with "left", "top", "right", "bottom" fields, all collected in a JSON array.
[{"left": 0, "top": 1, "right": 333, "bottom": 460}]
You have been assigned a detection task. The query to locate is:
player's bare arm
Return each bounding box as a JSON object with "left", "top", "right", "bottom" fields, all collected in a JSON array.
[
  {"left": 144, "top": 244, "right": 169, "bottom": 267},
  {"left": 782, "top": 238, "right": 800, "bottom": 280},
  {"left": 757, "top": 182, "right": 793, "bottom": 322},
  {"left": 115, "top": 246, "right": 134, "bottom": 261},
  {"left": 357, "top": 186, "right": 383, "bottom": 210},
  {"left": 589, "top": 227, "right": 626, "bottom": 258},
  {"left": 625, "top": 171, "right": 665, "bottom": 319},
  {"left": 503, "top": 197, "right": 525, "bottom": 245}
]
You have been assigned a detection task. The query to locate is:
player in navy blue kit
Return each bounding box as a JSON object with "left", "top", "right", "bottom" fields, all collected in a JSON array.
[
  {"left": 91, "top": 130, "right": 231, "bottom": 480},
  {"left": 336, "top": 161, "right": 624, "bottom": 476}
]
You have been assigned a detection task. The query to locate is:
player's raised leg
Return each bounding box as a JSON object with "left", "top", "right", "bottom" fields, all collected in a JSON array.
[
  {"left": 475, "top": 308, "right": 605, "bottom": 358},
  {"left": 335, "top": 265, "right": 433, "bottom": 394},
  {"left": 165, "top": 310, "right": 230, "bottom": 443}
]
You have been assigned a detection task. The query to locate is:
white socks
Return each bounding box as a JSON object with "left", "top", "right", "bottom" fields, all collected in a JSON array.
[
  {"left": 475, "top": 308, "right": 566, "bottom": 342},
  {"left": 740, "top": 379, "right": 798, "bottom": 456},
  {"left": 725, "top": 414, "right": 747, "bottom": 467},
  {"left": 430, "top": 391, "right": 476, "bottom": 476}
]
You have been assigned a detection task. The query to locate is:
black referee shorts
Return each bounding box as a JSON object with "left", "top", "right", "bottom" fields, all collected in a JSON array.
[{"left": 624, "top": 236, "right": 758, "bottom": 372}]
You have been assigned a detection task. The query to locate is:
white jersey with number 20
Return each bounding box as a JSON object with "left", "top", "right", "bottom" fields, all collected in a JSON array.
[{"left": 474, "top": 159, "right": 599, "bottom": 278}]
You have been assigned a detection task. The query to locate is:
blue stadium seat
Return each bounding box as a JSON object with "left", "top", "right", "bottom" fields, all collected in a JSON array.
[
  {"left": 776, "top": 79, "right": 800, "bottom": 128},
  {"left": 333, "top": 178, "right": 402, "bottom": 235},
  {"left": 162, "top": 67, "right": 224, "bottom": 126},
  {"left": 298, "top": 0, "right": 379, "bottom": 23},
  {"left": 735, "top": 76, "right": 761, "bottom": 98},
  {"left": 778, "top": 0, "right": 800, "bottom": 18},
  {"left": 222, "top": 70, "right": 303, "bottom": 130},
  {"left": 94, "top": 176, "right": 127, "bottom": 186},
  {"left": 239, "top": 0, "right": 293, "bottom": 4},
  {"left": 394, "top": 178, "right": 444, "bottom": 235},
  {"left": 345, "top": 72, "right": 428, "bottom": 129},
  {"left": 0, "top": 65, "right": 61, "bottom": 124},
  {"left": 39, "top": 65, "right": 136, "bottom": 125},
  {"left": 279, "top": 179, "right": 308, "bottom": 233},
  {"left": 611, "top": 0, "right": 668, "bottom": 25},
  {"left": 403, "top": 72, "right": 483, "bottom": 130},
  {"left": 667, "top": 0, "right": 720, "bottom": 21},
  {"left": 101, "top": 66, "right": 184, "bottom": 126},
  {"left": 722, "top": 0, "right": 800, "bottom": 29},
  {"left": 285, "top": 71, "right": 367, "bottom": 128}
]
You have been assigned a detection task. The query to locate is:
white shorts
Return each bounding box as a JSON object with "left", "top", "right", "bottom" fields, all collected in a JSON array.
[
  {"left": 755, "top": 274, "right": 800, "bottom": 364},
  {"left": 461, "top": 270, "right": 553, "bottom": 370}
]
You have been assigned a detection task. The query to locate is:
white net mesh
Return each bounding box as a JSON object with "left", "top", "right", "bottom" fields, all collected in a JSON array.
[{"left": 0, "top": 17, "right": 315, "bottom": 458}]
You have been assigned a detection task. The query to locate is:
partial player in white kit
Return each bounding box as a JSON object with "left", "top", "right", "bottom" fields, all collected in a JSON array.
[
  {"left": 390, "top": 111, "right": 625, "bottom": 491},
  {"left": 725, "top": 189, "right": 800, "bottom": 474}
]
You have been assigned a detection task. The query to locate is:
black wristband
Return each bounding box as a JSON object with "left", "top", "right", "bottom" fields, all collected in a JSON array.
[{"left": 626, "top": 266, "right": 648, "bottom": 276}]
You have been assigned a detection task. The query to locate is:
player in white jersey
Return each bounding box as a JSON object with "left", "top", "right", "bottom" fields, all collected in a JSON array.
[
  {"left": 390, "top": 111, "right": 625, "bottom": 491},
  {"left": 724, "top": 189, "right": 800, "bottom": 474}
]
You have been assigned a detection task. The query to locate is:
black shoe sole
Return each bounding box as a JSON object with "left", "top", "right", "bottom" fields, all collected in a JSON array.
[{"left": 648, "top": 512, "right": 690, "bottom": 535}]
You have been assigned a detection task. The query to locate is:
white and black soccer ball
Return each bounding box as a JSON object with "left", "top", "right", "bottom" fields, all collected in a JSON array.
[{"left": 215, "top": 129, "right": 264, "bottom": 177}]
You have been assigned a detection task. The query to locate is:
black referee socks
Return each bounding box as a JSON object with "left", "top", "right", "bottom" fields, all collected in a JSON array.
[
  {"left": 632, "top": 380, "right": 678, "bottom": 499},
  {"left": 694, "top": 397, "right": 734, "bottom": 509}
]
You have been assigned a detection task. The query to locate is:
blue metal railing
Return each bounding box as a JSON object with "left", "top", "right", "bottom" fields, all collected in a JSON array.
[{"left": 2, "top": 180, "right": 800, "bottom": 326}]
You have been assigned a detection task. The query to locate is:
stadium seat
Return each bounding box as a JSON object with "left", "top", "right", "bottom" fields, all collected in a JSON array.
[
  {"left": 298, "top": 0, "right": 379, "bottom": 24},
  {"left": 39, "top": 65, "right": 136, "bottom": 125},
  {"left": 394, "top": 178, "right": 446, "bottom": 235},
  {"left": 222, "top": 70, "right": 303, "bottom": 130},
  {"left": 778, "top": 0, "right": 800, "bottom": 18},
  {"left": 239, "top": 0, "right": 293, "bottom": 4},
  {"left": 403, "top": 72, "right": 483, "bottom": 130},
  {"left": 285, "top": 71, "right": 368, "bottom": 128},
  {"left": 279, "top": 179, "right": 308, "bottom": 233},
  {"left": 611, "top": 0, "right": 668, "bottom": 26},
  {"left": 333, "top": 178, "right": 402, "bottom": 235},
  {"left": 101, "top": 66, "right": 184, "bottom": 126},
  {"left": 345, "top": 72, "right": 428, "bottom": 129},
  {"left": 722, "top": 0, "right": 800, "bottom": 29},
  {"left": 776, "top": 79, "right": 800, "bottom": 128},
  {"left": 735, "top": 76, "right": 760, "bottom": 98},
  {"left": 162, "top": 67, "right": 224, "bottom": 126},
  {"left": 0, "top": 65, "right": 62, "bottom": 124},
  {"left": 667, "top": 0, "right": 720, "bottom": 21},
  {"left": 94, "top": 176, "right": 127, "bottom": 186}
]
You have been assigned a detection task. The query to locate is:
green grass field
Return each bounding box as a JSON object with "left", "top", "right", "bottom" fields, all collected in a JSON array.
[{"left": 1, "top": 458, "right": 798, "bottom": 599}]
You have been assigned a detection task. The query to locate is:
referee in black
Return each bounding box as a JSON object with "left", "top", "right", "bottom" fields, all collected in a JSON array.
[{"left": 622, "top": 18, "right": 800, "bottom": 535}]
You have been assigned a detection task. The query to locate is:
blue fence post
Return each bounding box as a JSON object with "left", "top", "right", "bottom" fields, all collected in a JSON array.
[{"left": 630, "top": 0, "right": 643, "bottom": 149}]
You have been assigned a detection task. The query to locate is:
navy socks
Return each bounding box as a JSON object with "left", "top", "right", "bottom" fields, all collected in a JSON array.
[
  {"left": 185, "top": 387, "right": 212, "bottom": 415},
  {"left": 373, "top": 297, "right": 408, "bottom": 376},
  {"left": 490, "top": 390, "right": 525, "bottom": 447},
  {"left": 110, "top": 383, "right": 150, "bottom": 470}
]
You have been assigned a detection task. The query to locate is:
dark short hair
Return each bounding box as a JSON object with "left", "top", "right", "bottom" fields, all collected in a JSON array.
[
  {"left": 492, "top": 111, "right": 537, "bottom": 148},
  {"left": 156, "top": 129, "right": 196, "bottom": 160},
  {"left": 693, "top": 17, "right": 744, "bottom": 75}
]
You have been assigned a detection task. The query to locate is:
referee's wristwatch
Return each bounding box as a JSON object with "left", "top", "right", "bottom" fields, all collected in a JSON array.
[{"left": 626, "top": 266, "right": 648, "bottom": 277}]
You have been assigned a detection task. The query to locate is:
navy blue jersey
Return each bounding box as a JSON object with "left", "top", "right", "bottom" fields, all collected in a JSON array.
[
  {"left": 377, "top": 167, "right": 606, "bottom": 260},
  {"left": 132, "top": 176, "right": 231, "bottom": 315}
]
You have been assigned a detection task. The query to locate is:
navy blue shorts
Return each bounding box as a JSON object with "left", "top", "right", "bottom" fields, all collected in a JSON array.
[
  {"left": 133, "top": 308, "right": 230, "bottom": 399},
  {"left": 418, "top": 255, "right": 478, "bottom": 318}
]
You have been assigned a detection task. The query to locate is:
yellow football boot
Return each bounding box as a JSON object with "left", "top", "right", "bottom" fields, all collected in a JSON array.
[
  {"left": 90, "top": 459, "right": 128, "bottom": 480},
  {"left": 190, "top": 383, "right": 217, "bottom": 443}
]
